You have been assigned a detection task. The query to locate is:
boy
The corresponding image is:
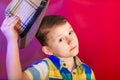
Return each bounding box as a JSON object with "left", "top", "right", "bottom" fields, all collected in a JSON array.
[{"left": 1, "top": 15, "right": 96, "bottom": 80}]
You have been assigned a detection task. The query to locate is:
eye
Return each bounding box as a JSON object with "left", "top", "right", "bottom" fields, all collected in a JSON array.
[
  {"left": 59, "top": 38, "right": 64, "bottom": 42},
  {"left": 69, "top": 30, "right": 73, "bottom": 35}
]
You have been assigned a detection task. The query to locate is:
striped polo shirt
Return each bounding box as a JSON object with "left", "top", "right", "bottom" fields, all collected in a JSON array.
[{"left": 24, "top": 55, "right": 96, "bottom": 80}]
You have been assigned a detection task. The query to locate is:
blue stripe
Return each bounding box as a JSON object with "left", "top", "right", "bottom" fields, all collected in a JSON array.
[
  {"left": 60, "top": 67, "right": 72, "bottom": 80},
  {"left": 28, "top": 67, "right": 40, "bottom": 80},
  {"left": 81, "top": 64, "right": 92, "bottom": 80},
  {"left": 49, "top": 55, "right": 61, "bottom": 69}
]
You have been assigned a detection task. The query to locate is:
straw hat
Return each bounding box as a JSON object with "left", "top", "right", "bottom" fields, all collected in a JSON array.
[{"left": 5, "top": 0, "right": 49, "bottom": 48}]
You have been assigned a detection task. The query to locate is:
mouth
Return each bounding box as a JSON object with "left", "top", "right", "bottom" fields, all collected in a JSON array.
[{"left": 70, "top": 46, "right": 77, "bottom": 51}]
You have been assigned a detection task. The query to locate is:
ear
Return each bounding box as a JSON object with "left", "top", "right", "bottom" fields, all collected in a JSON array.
[{"left": 42, "top": 46, "right": 53, "bottom": 55}]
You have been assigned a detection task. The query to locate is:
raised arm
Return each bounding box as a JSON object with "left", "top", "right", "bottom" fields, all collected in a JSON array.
[{"left": 0, "top": 16, "right": 29, "bottom": 80}]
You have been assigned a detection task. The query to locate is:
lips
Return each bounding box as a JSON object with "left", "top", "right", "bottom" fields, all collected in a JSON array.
[{"left": 70, "top": 46, "right": 77, "bottom": 51}]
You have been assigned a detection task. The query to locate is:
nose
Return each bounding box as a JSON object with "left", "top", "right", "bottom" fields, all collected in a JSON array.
[{"left": 66, "top": 37, "right": 74, "bottom": 46}]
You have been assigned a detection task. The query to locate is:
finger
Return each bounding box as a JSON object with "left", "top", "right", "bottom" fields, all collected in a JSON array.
[
  {"left": 6, "top": 16, "right": 20, "bottom": 28},
  {"left": 1, "top": 16, "right": 20, "bottom": 32},
  {"left": 7, "top": 16, "right": 19, "bottom": 23},
  {"left": 3, "top": 16, "right": 17, "bottom": 27},
  {"left": 1, "top": 17, "right": 19, "bottom": 32},
  {"left": 9, "top": 18, "right": 20, "bottom": 29}
]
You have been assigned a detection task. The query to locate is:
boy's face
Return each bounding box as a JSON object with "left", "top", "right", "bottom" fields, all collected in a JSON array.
[{"left": 44, "top": 22, "right": 79, "bottom": 59}]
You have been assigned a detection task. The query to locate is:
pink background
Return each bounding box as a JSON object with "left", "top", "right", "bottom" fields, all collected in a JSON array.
[{"left": 0, "top": 0, "right": 120, "bottom": 80}]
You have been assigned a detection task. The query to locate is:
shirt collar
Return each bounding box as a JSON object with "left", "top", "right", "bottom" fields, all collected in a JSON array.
[{"left": 49, "top": 55, "right": 82, "bottom": 70}]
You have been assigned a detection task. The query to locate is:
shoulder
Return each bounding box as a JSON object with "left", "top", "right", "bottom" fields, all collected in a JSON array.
[
  {"left": 33, "top": 60, "right": 47, "bottom": 67},
  {"left": 75, "top": 56, "right": 92, "bottom": 73},
  {"left": 81, "top": 63, "right": 92, "bottom": 74},
  {"left": 29, "top": 58, "right": 50, "bottom": 67},
  {"left": 23, "top": 58, "right": 49, "bottom": 80},
  {"left": 76, "top": 56, "right": 96, "bottom": 79},
  {"left": 26, "top": 57, "right": 54, "bottom": 69},
  {"left": 81, "top": 63, "right": 96, "bottom": 80}
]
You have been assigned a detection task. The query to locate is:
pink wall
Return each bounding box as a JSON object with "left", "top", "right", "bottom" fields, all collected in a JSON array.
[{"left": 0, "top": 0, "right": 120, "bottom": 80}]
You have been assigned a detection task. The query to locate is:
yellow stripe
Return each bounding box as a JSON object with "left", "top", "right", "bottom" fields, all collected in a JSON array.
[
  {"left": 24, "top": 70, "right": 33, "bottom": 80},
  {"left": 49, "top": 70, "right": 62, "bottom": 79},
  {"left": 44, "top": 58, "right": 62, "bottom": 79}
]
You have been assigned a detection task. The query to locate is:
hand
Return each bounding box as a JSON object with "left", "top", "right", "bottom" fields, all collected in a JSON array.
[{"left": 1, "top": 16, "right": 20, "bottom": 42}]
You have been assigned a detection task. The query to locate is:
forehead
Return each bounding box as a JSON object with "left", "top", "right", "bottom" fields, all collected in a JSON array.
[{"left": 46, "top": 22, "right": 72, "bottom": 39}]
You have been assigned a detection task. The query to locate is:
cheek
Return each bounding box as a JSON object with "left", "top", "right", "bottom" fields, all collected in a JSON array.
[
  {"left": 52, "top": 46, "right": 63, "bottom": 55},
  {"left": 50, "top": 42, "right": 61, "bottom": 52},
  {"left": 53, "top": 43, "right": 68, "bottom": 52},
  {"left": 74, "top": 35, "right": 79, "bottom": 43}
]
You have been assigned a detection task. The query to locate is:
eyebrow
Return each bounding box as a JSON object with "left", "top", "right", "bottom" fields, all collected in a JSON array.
[
  {"left": 55, "top": 34, "right": 63, "bottom": 39},
  {"left": 55, "top": 26, "right": 72, "bottom": 38},
  {"left": 69, "top": 25, "right": 72, "bottom": 29}
]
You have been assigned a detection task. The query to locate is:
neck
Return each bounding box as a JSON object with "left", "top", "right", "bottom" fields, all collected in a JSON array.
[{"left": 60, "top": 57, "right": 75, "bottom": 72}]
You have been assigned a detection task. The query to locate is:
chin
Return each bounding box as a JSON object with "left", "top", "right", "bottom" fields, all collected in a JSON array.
[
  {"left": 71, "top": 51, "right": 79, "bottom": 57},
  {"left": 74, "top": 52, "right": 79, "bottom": 56},
  {"left": 72, "top": 49, "right": 79, "bottom": 56}
]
